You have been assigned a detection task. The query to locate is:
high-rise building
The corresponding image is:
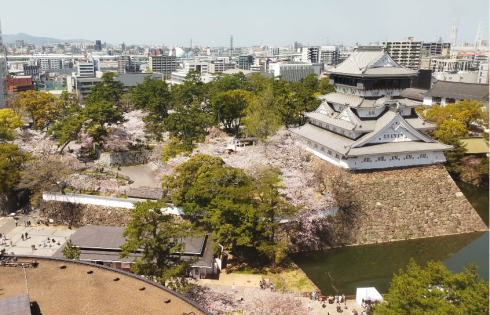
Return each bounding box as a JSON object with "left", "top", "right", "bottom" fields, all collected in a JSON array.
[
  {"left": 320, "top": 46, "right": 339, "bottom": 66},
  {"left": 149, "top": 55, "right": 177, "bottom": 75},
  {"left": 302, "top": 47, "right": 320, "bottom": 63},
  {"left": 0, "top": 19, "right": 6, "bottom": 108},
  {"left": 15, "top": 40, "right": 24, "bottom": 49},
  {"left": 238, "top": 55, "right": 254, "bottom": 70},
  {"left": 117, "top": 56, "right": 139, "bottom": 74},
  {"left": 121, "top": 42, "right": 126, "bottom": 52},
  {"left": 94, "top": 40, "right": 102, "bottom": 51},
  {"left": 77, "top": 62, "right": 95, "bottom": 77},
  {"left": 386, "top": 37, "right": 422, "bottom": 70}
]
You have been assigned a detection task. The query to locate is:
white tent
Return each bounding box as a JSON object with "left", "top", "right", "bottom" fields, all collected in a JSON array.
[{"left": 356, "top": 287, "right": 383, "bottom": 306}]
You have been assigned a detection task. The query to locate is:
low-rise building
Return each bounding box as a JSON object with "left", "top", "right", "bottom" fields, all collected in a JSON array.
[
  {"left": 423, "top": 81, "right": 489, "bottom": 108},
  {"left": 55, "top": 225, "right": 218, "bottom": 279},
  {"left": 6, "top": 75, "right": 35, "bottom": 94}
]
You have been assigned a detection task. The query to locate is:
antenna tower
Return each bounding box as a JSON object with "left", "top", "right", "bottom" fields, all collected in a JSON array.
[
  {"left": 230, "top": 35, "right": 233, "bottom": 58},
  {"left": 449, "top": 18, "right": 458, "bottom": 48},
  {"left": 474, "top": 18, "right": 483, "bottom": 52},
  {"left": 190, "top": 39, "right": 192, "bottom": 49}
]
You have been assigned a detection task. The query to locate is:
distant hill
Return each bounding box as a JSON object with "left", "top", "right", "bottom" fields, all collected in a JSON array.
[{"left": 3, "top": 33, "right": 92, "bottom": 45}]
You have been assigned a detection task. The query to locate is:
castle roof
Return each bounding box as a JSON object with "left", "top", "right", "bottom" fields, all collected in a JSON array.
[{"left": 326, "top": 50, "right": 417, "bottom": 78}]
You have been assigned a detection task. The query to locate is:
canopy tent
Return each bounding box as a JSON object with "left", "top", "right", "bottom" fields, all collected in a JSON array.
[{"left": 356, "top": 287, "right": 383, "bottom": 306}]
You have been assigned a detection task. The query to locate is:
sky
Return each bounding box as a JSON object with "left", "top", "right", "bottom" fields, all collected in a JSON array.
[{"left": 1, "top": 0, "right": 489, "bottom": 47}]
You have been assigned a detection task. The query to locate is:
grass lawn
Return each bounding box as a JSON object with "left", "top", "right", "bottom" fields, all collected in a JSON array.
[{"left": 265, "top": 270, "right": 316, "bottom": 293}]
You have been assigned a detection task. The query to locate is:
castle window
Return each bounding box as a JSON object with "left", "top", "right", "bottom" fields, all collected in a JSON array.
[
  {"left": 379, "top": 156, "right": 385, "bottom": 161},
  {"left": 363, "top": 157, "right": 371, "bottom": 162},
  {"left": 320, "top": 147, "right": 325, "bottom": 151},
  {"left": 307, "top": 141, "right": 311, "bottom": 145},
  {"left": 392, "top": 155, "right": 398, "bottom": 160},
  {"left": 420, "top": 153, "right": 427, "bottom": 158},
  {"left": 328, "top": 150, "right": 332, "bottom": 155},
  {"left": 333, "top": 127, "right": 337, "bottom": 132},
  {"left": 335, "top": 154, "right": 340, "bottom": 159},
  {"left": 314, "top": 144, "right": 318, "bottom": 148},
  {"left": 406, "top": 154, "right": 412, "bottom": 159}
]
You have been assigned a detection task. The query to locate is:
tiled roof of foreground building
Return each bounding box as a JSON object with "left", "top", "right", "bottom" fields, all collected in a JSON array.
[{"left": 0, "top": 257, "right": 210, "bottom": 315}]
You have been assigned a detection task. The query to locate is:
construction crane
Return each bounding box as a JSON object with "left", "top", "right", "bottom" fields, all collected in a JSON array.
[
  {"left": 474, "top": 18, "right": 483, "bottom": 53},
  {"left": 449, "top": 18, "right": 458, "bottom": 48}
]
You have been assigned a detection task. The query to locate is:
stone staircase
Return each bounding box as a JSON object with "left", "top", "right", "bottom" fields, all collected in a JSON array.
[{"left": 146, "top": 161, "right": 160, "bottom": 173}]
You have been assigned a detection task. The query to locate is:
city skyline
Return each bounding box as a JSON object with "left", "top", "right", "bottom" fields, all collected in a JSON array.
[{"left": 1, "top": 0, "right": 489, "bottom": 47}]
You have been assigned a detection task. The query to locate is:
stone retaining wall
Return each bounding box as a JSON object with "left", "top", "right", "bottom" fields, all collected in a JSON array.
[
  {"left": 323, "top": 165, "right": 488, "bottom": 247},
  {"left": 98, "top": 150, "right": 152, "bottom": 166}
]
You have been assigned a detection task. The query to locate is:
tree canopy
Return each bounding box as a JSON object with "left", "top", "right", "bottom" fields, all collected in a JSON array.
[
  {"left": 119, "top": 200, "right": 200, "bottom": 291},
  {"left": 17, "top": 90, "right": 65, "bottom": 129},
  {"left": 374, "top": 259, "right": 489, "bottom": 315}
]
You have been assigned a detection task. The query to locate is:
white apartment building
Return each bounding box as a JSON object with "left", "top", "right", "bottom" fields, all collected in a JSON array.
[
  {"left": 184, "top": 61, "right": 209, "bottom": 74},
  {"left": 478, "top": 63, "right": 489, "bottom": 84},
  {"left": 386, "top": 37, "right": 422, "bottom": 70},
  {"left": 77, "top": 63, "right": 95, "bottom": 77},
  {"left": 209, "top": 62, "right": 237, "bottom": 73},
  {"left": 301, "top": 47, "right": 320, "bottom": 63}
]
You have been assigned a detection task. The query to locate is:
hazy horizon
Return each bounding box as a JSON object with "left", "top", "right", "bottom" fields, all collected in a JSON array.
[{"left": 1, "top": 0, "right": 488, "bottom": 47}]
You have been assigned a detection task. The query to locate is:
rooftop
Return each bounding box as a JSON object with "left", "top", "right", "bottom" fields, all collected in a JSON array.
[
  {"left": 326, "top": 50, "right": 417, "bottom": 78},
  {"left": 459, "top": 137, "right": 489, "bottom": 154},
  {"left": 0, "top": 258, "right": 207, "bottom": 315},
  {"left": 425, "top": 81, "right": 490, "bottom": 102}
]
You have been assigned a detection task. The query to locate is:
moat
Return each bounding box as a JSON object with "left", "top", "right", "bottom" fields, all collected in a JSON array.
[{"left": 291, "top": 181, "right": 489, "bottom": 295}]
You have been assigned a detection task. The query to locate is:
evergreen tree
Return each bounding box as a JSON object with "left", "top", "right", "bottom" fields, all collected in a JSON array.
[
  {"left": 119, "top": 200, "right": 199, "bottom": 290},
  {"left": 374, "top": 259, "right": 489, "bottom": 315},
  {"left": 62, "top": 240, "right": 81, "bottom": 260}
]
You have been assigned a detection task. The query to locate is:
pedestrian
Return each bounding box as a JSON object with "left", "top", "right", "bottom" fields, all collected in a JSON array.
[
  {"left": 240, "top": 295, "right": 243, "bottom": 301},
  {"left": 15, "top": 219, "right": 18, "bottom": 227},
  {"left": 25, "top": 232, "right": 28, "bottom": 239},
  {"left": 322, "top": 300, "right": 326, "bottom": 308},
  {"left": 10, "top": 239, "right": 13, "bottom": 247},
  {"left": 21, "top": 234, "right": 24, "bottom": 241},
  {"left": 232, "top": 283, "right": 236, "bottom": 292},
  {"left": 307, "top": 301, "right": 311, "bottom": 312},
  {"left": 24, "top": 221, "right": 26, "bottom": 227}
]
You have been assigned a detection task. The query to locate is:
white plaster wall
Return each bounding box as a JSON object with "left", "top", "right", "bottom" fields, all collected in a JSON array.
[
  {"left": 423, "top": 96, "right": 433, "bottom": 106},
  {"left": 366, "top": 117, "right": 424, "bottom": 145},
  {"left": 357, "top": 107, "right": 386, "bottom": 118},
  {"left": 347, "top": 151, "right": 447, "bottom": 170},
  {"left": 43, "top": 192, "right": 136, "bottom": 208}
]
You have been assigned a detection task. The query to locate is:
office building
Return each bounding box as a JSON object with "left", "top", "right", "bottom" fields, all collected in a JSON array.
[
  {"left": 386, "top": 37, "right": 422, "bottom": 70},
  {"left": 6, "top": 75, "right": 35, "bottom": 94},
  {"left": 268, "top": 62, "right": 322, "bottom": 82},
  {"left": 15, "top": 40, "right": 24, "bottom": 49},
  {"left": 238, "top": 55, "right": 254, "bottom": 70},
  {"left": 0, "top": 19, "right": 6, "bottom": 108},
  {"left": 23, "top": 65, "right": 39, "bottom": 76},
  {"left": 290, "top": 47, "right": 451, "bottom": 170},
  {"left": 94, "top": 40, "right": 102, "bottom": 51},
  {"left": 302, "top": 47, "right": 320, "bottom": 63},
  {"left": 208, "top": 61, "right": 236, "bottom": 73},
  {"left": 149, "top": 55, "right": 177, "bottom": 75},
  {"left": 117, "top": 56, "right": 140, "bottom": 74}
]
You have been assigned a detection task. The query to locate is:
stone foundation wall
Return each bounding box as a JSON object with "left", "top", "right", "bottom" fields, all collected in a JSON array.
[
  {"left": 98, "top": 150, "right": 152, "bottom": 166},
  {"left": 40, "top": 201, "right": 130, "bottom": 228},
  {"left": 334, "top": 165, "right": 488, "bottom": 246}
]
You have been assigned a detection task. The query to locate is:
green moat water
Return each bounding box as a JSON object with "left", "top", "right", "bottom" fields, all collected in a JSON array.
[{"left": 291, "top": 182, "right": 489, "bottom": 295}]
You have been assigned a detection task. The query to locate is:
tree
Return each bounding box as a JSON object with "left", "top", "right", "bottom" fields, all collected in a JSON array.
[
  {"left": 0, "top": 144, "right": 29, "bottom": 193},
  {"left": 119, "top": 200, "right": 199, "bottom": 291},
  {"left": 62, "top": 240, "right": 81, "bottom": 259},
  {"left": 214, "top": 89, "right": 252, "bottom": 136},
  {"left": 445, "top": 100, "right": 484, "bottom": 129},
  {"left": 318, "top": 76, "right": 335, "bottom": 94},
  {"left": 85, "top": 72, "right": 124, "bottom": 107},
  {"left": 17, "top": 90, "right": 66, "bottom": 129},
  {"left": 0, "top": 109, "right": 23, "bottom": 131},
  {"left": 83, "top": 100, "right": 125, "bottom": 144},
  {"left": 164, "top": 102, "right": 210, "bottom": 148},
  {"left": 17, "top": 155, "right": 79, "bottom": 206},
  {"left": 131, "top": 76, "right": 172, "bottom": 139},
  {"left": 243, "top": 88, "right": 283, "bottom": 140},
  {"left": 434, "top": 120, "right": 470, "bottom": 140},
  {"left": 373, "top": 259, "right": 489, "bottom": 315},
  {"left": 251, "top": 165, "right": 298, "bottom": 268},
  {"left": 441, "top": 137, "right": 467, "bottom": 173}
]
